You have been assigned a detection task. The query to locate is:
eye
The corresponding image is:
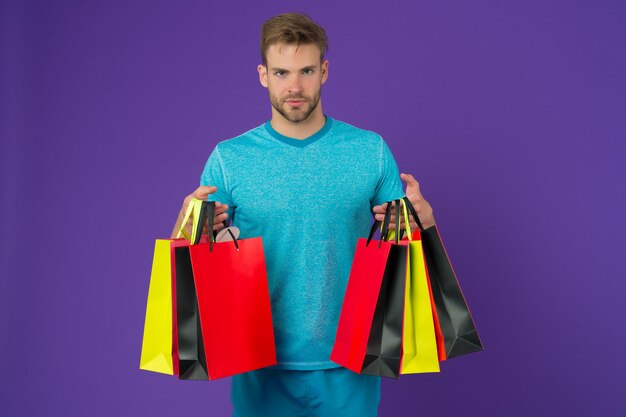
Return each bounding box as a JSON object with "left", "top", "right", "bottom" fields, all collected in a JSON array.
[
  {"left": 303, "top": 68, "right": 314, "bottom": 75},
  {"left": 274, "top": 71, "right": 286, "bottom": 77}
]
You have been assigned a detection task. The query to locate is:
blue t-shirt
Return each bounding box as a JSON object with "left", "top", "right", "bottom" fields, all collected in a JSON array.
[{"left": 201, "top": 116, "right": 404, "bottom": 370}]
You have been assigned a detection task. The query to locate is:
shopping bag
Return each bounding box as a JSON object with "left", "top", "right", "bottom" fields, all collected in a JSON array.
[
  {"left": 403, "top": 196, "right": 483, "bottom": 359},
  {"left": 329, "top": 227, "right": 393, "bottom": 374},
  {"left": 331, "top": 200, "right": 407, "bottom": 377},
  {"left": 361, "top": 241, "right": 407, "bottom": 377},
  {"left": 397, "top": 199, "right": 440, "bottom": 374},
  {"left": 140, "top": 239, "right": 176, "bottom": 374},
  {"left": 188, "top": 201, "right": 277, "bottom": 380},
  {"left": 175, "top": 199, "right": 211, "bottom": 379},
  {"left": 424, "top": 258, "right": 447, "bottom": 362},
  {"left": 140, "top": 199, "right": 206, "bottom": 376}
]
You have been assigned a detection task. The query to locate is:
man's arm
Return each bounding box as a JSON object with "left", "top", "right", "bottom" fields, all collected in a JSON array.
[{"left": 170, "top": 185, "right": 230, "bottom": 239}]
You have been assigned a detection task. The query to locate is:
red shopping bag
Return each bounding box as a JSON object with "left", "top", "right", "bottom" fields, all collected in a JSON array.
[
  {"left": 188, "top": 201, "right": 277, "bottom": 380},
  {"left": 331, "top": 237, "right": 394, "bottom": 374},
  {"left": 331, "top": 202, "right": 401, "bottom": 375}
]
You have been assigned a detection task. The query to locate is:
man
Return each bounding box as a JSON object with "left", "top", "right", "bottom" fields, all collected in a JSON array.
[{"left": 171, "top": 13, "right": 435, "bottom": 417}]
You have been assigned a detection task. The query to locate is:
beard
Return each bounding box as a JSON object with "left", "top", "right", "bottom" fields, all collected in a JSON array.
[{"left": 270, "top": 89, "right": 321, "bottom": 123}]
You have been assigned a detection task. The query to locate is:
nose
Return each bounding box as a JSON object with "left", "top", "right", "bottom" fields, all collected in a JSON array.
[{"left": 288, "top": 74, "right": 303, "bottom": 94}]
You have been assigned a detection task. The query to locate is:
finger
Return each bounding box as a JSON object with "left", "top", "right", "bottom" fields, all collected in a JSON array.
[
  {"left": 211, "top": 213, "right": 229, "bottom": 231},
  {"left": 214, "top": 204, "right": 229, "bottom": 215},
  {"left": 191, "top": 185, "right": 218, "bottom": 200},
  {"left": 374, "top": 213, "right": 398, "bottom": 222},
  {"left": 194, "top": 211, "right": 228, "bottom": 229},
  {"left": 385, "top": 222, "right": 406, "bottom": 231},
  {"left": 409, "top": 196, "right": 422, "bottom": 208},
  {"left": 182, "top": 186, "right": 218, "bottom": 212},
  {"left": 372, "top": 205, "right": 395, "bottom": 214},
  {"left": 214, "top": 212, "right": 228, "bottom": 223},
  {"left": 400, "top": 173, "right": 422, "bottom": 197},
  {"left": 373, "top": 201, "right": 403, "bottom": 215},
  {"left": 374, "top": 201, "right": 402, "bottom": 217},
  {"left": 371, "top": 203, "right": 387, "bottom": 214}
]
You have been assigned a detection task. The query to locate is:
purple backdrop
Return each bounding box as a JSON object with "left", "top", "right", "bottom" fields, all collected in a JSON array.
[{"left": 2, "top": 0, "right": 625, "bottom": 416}]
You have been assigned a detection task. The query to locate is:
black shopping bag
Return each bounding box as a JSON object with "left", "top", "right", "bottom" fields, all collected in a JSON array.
[
  {"left": 403, "top": 197, "right": 483, "bottom": 359},
  {"left": 175, "top": 201, "right": 210, "bottom": 379},
  {"left": 361, "top": 200, "right": 408, "bottom": 378}
]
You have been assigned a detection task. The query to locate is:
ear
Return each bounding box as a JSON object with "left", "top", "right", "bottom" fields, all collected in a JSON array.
[
  {"left": 321, "top": 59, "right": 329, "bottom": 85},
  {"left": 258, "top": 64, "right": 268, "bottom": 88}
]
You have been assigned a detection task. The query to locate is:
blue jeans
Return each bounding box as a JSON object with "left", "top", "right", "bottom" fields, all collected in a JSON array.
[{"left": 231, "top": 367, "right": 381, "bottom": 417}]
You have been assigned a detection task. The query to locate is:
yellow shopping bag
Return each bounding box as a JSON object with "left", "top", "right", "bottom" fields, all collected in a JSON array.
[
  {"left": 139, "top": 200, "right": 203, "bottom": 374},
  {"left": 399, "top": 199, "right": 440, "bottom": 374},
  {"left": 139, "top": 239, "right": 175, "bottom": 374}
]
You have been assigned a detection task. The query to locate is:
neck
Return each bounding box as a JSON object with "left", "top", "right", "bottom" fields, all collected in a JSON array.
[{"left": 269, "top": 104, "right": 326, "bottom": 139}]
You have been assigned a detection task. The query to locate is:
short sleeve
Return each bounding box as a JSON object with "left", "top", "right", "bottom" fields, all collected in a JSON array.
[
  {"left": 200, "top": 145, "right": 235, "bottom": 221},
  {"left": 370, "top": 138, "right": 404, "bottom": 207}
]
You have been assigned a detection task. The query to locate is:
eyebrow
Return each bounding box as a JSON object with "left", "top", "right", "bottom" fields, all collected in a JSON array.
[{"left": 269, "top": 66, "right": 317, "bottom": 72}]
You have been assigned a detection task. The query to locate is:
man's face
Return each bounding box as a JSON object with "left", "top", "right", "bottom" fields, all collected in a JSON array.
[{"left": 258, "top": 43, "right": 329, "bottom": 123}]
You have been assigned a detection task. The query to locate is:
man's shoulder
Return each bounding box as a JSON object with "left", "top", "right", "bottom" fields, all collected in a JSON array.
[
  {"left": 215, "top": 123, "right": 268, "bottom": 149},
  {"left": 328, "top": 117, "right": 384, "bottom": 145}
]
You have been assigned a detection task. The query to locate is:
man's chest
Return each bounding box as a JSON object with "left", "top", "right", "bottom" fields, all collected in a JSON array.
[{"left": 226, "top": 149, "right": 379, "bottom": 225}]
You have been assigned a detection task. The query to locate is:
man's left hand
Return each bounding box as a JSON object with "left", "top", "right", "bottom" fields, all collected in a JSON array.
[{"left": 372, "top": 173, "right": 436, "bottom": 231}]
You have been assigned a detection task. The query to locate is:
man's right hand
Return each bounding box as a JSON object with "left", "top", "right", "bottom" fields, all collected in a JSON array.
[{"left": 170, "top": 185, "right": 230, "bottom": 239}]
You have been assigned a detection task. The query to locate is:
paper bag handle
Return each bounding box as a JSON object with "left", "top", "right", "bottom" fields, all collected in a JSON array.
[
  {"left": 366, "top": 199, "right": 401, "bottom": 247},
  {"left": 402, "top": 196, "right": 425, "bottom": 233},
  {"left": 176, "top": 198, "right": 204, "bottom": 242}
]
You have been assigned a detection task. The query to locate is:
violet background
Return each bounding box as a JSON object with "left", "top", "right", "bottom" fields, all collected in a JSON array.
[{"left": 1, "top": 0, "right": 625, "bottom": 416}]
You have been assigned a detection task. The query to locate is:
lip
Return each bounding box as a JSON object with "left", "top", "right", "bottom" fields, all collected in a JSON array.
[{"left": 286, "top": 100, "right": 305, "bottom": 106}]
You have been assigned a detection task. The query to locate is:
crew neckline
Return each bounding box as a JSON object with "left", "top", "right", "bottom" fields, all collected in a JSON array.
[{"left": 264, "top": 116, "right": 333, "bottom": 148}]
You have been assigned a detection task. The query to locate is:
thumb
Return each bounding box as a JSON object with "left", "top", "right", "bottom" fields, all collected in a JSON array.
[
  {"left": 400, "top": 173, "right": 420, "bottom": 196},
  {"left": 192, "top": 185, "right": 218, "bottom": 200}
]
